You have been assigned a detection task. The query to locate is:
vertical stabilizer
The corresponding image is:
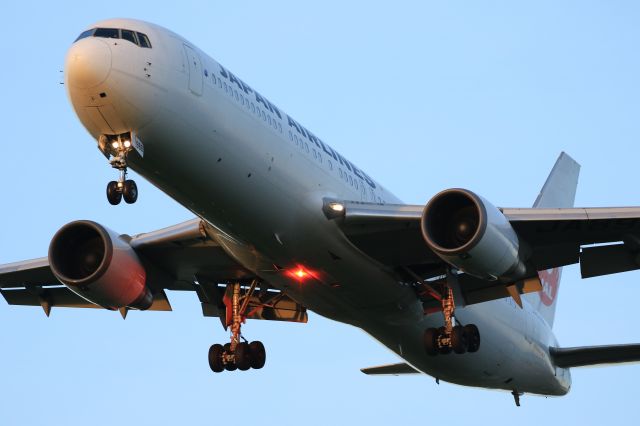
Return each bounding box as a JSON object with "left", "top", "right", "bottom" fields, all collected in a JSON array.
[{"left": 523, "top": 152, "right": 580, "bottom": 328}]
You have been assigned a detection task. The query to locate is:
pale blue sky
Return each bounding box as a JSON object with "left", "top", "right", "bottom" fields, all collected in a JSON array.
[{"left": 1, "top": 1, "right": 640, "bottom": 424}]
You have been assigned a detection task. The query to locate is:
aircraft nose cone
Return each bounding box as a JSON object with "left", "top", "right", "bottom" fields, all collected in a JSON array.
[{"left": 65, "top": 39, "right": 112, "bottom": 89}]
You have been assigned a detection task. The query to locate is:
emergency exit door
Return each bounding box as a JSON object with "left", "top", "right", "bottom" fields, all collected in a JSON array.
[{"left": 184, "top": 44, "right": 203, "bottom": 96}]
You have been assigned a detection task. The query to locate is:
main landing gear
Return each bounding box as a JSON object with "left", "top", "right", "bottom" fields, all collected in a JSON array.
[
  {"left": 424, "top": 282, "right": 481, "bottom": 356},
  {"left": 208, "top": 281, "right": 266, "bottom": 373},
  {"left": 105, "top": 135, "right": 138, "bottom": 205}
]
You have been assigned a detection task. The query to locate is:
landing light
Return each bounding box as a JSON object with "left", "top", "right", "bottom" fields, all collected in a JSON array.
[
  {"left": 123, "top": 140, "right": 131, "bottom": 148},
  {"left": 111, "top": 141, "right": 120, "bottom": 149},
  {"left": 328, "top": 202, "right": 345, "bottom": 213}
]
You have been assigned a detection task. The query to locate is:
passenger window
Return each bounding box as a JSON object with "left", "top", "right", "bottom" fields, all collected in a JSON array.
[
  {"left": 339, "top": 169, "right": 343, "bottom": 178},
  {"left": 268, "top": 116, "right": 272, "bottom": 125},
  {"left": 75, "top": 29, "right": 95, "bottom": 42},
  {"left": 349, "top": 176, "right": 353, "bottom": 186},
  {"left": 278, "top": 123, "right": 282, "bottom": 132},
  {"left": 261, "top": 111, "right": 266, "bottom": 121},
  {"left": 251, "top": 103, "right": 256, "bottom": 113},
  {"left": 94, "top": 28, "right": 119, "bottom": 39},
  {"left": 328, "top": 160, "right": 333, "bottom": 170},
  {"left": 121, "top": 29, "right": 137, "bottom": 45},
  {"left": 137, "top": 32, "right": 152, "bottom": 48}
]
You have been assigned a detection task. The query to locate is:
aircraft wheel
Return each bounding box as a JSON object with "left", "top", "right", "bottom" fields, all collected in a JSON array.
[
  {"left": 106, "top": 181, "right": 122, "bottom": 205},
  {"left": 464, "top": 324, "right": 480, "bottom": 353},
  {"left": 249, "top": 341, "right": 266, "bottom": 369},
  {"left": 223, "top": 343, "right": 237, "bottom": 371},
  {"left": 451, "top": 326, "right": 467, "bottom": 354},
  {"left": 123, "top": 179, "right": 138, "bottom": 204},
  {"left": 235, "top": 342, "right": 251, "bottom": 371},
  {"left": 437, "top": 327, "right": 452, "bottom": 354},
  {"left": 424, "top": 328, "right": 439, "bottom": 356},
  {"left": 208, "top": 344, "right": 224, "bottom": 373}
]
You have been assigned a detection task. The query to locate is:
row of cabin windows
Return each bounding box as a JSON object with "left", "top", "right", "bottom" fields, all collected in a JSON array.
[
  {"left": 205, "top": 64, "right": 383, "bottom": 203},
  {"left": 287, "top": 130, "right": 381, "bottom": 202},
  {"left": 205, "top": 70, "right": 283, "bottom": 134},
  {"left": 75, "top": 28, "right": 152, "bottom": 48}
]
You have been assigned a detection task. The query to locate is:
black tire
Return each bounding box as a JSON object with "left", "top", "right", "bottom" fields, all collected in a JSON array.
[
  {"left": 249, "top": 341, "right": 266, "bottom": 369},
  {"left": 437, "top": 327, "right": 452, "bottom": 354},
  {"left": 208, "top": 344, "right": 224, "bottom": 373},
  {"left": 424, "top": 328, "right": 439, "bottom": 356},
  {"left": 464, "top": 324, "right": 481, "bottom": 353},
  {"left": 223, "top": 343, "right": 237, "bottom": 371},
  {"left": 235, "top": 342, "right": 251, "bottom": 371},
  {"left": 451, "top": 326, "right": 467, "bottom": 354},
  {"left": 123, "top": 180, "right": 138, "bottom": 204},
  {"left": 106, "top": 181, "right": 122, "bottom": 205}
]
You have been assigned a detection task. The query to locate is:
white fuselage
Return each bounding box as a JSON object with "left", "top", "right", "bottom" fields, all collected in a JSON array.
[{"left": 65, "top": 18, "right": 571, "bottom": 396}]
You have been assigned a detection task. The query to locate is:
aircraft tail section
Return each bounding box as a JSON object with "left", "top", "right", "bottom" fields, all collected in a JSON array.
[
  {"left": 550, "top": 344, "right": 640, "bottom": 368},
  {"left": 523, "top": 152, "right": 580, "bottom": 328}
]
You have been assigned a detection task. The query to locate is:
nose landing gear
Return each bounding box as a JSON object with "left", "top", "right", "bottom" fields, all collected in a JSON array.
[
  {"left": 104, "top": 134, "right": 138, "bottom": 205},
  {"left": 208, "top": 280, "right": 267, "bottom": 373}
]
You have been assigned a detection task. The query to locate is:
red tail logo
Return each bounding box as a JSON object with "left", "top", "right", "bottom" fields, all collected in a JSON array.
[{"left": 538, "top": 268, "right": 560, "bottom": 306}]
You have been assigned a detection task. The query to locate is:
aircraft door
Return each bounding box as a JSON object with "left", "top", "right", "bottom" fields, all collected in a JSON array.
[{"left": 184, "top": 44, "right": 203, "bottom": 96}]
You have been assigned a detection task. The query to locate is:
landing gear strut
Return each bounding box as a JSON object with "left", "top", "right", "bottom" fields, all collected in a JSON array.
[
  {"left": 105, "top": 134, "right": 138, "bottom": 205},
  {"left": 424, "top": 279, "right": 480, "bottom": 356},
  {"left": 208, "top": 281, "right": 266, "bottom": 373}
]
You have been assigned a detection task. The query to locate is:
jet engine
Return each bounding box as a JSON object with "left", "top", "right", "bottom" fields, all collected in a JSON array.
[
  {"left": 421, "top": 188, "right": 527, "bottom": 281},
  {"left": 48, "top": 220, "right": 153, "bottom": 310}
]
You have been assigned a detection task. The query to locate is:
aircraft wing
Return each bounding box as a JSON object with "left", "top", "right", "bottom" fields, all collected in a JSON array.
[
  {"left": 324, "top": 199, "right": 640, "bottom": 305},
  {"left": 0, "top": 218, "right": 307, "bottom": 322}
]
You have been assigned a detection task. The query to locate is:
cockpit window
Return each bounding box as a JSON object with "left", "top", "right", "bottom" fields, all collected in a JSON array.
[
  {"left": 74, "top": 27, "right": 153, "bottom": 49},
  {"left": 75, "top": 29, "right": 95, "bottom": 42},
  {"left": 121, "top": 29, "right": 137, "bottom": 45},
  {"left": 93, "top": 28, "right": 119, "bottom": 39},
  {"left": 137, "top": 32, "right": 152, "bottom": 48}
]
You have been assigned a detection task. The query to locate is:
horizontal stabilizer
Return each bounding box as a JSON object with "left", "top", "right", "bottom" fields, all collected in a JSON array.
[
  {"left": 361, "top": 363, "right": 420, "bottom": 375},
  {"left": 550, "top": 344, "right": 640, "bottom": 368}
]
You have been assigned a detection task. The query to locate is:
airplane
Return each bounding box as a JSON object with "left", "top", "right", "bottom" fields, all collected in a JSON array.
[{"left": 2, "top": 18, "right": 640, "bottom": 406}]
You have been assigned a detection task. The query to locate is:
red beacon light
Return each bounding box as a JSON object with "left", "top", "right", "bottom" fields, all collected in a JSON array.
[{"left": 286, "top": 265, "right": 314, "bottom": 282}]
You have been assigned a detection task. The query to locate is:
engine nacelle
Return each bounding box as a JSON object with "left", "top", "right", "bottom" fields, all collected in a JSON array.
[
  {"left": 421, "top": 188, "right": 526, "bottom": 281},
  {"left": 48, "top": 220, "right": 153, "bottom": 310}
]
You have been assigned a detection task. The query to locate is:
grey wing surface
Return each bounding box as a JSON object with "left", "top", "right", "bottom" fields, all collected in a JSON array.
[
  {"left": 0, "top": 218, "right": 307, "bottom": 323},
  {"left": 323, "top": 153, "right": 640, "bottom": 306}
]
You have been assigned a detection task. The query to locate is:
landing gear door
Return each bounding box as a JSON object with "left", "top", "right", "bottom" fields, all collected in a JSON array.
[{"left": 184, "top": 44, "right": 203, "bottom": 96}]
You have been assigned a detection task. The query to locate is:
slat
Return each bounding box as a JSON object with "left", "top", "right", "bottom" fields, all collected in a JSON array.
[{"left": 130, "top": 218, "right": 208, "bottom": 248}]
